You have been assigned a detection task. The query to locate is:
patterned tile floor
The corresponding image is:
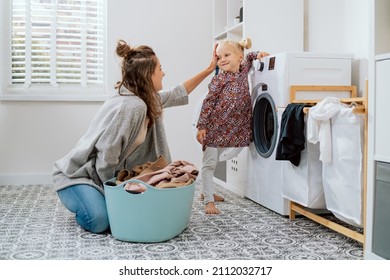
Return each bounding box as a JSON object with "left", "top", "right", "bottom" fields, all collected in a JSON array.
[{"left": 0, "top": 183, "right": 363, "bottom": 260}]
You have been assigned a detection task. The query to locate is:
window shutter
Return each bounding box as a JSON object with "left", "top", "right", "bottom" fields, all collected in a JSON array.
[{"left": 11, "top": 0, "right": 105, "bottom": 88}]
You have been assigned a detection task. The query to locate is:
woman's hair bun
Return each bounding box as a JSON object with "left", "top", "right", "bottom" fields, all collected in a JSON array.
[{"left": 116, "top": 39, "right": 132, "bottom": 58}]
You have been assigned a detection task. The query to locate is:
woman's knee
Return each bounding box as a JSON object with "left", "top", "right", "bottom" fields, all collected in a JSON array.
[
  {"left": 57, "top": 184, "right": 109, "bottom": 233},
  {"left": 76, "top": 208, "right": 109, "bottom": 233}
]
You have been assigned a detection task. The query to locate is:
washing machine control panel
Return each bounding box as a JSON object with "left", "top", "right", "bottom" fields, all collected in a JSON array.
[
  {"left": 256, "top": 56, "right": 276, "bottom": 72},
  {"left": 268, "top": 56, "right": 276, "bottom": 70},
  {"left": 257, "top": 61, "right": 265, "bottom": 72}
]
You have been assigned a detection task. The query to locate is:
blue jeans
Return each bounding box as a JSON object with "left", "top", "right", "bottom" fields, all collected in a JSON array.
[{"left": 57, "top": 184, "right": 109, "bottom": 233}]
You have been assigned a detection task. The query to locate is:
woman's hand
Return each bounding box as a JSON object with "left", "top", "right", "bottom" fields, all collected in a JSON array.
[
  {"left": 183, "top": 43, "right": 219, "bottom": 94},
  {"left": 196, "top": 129, "right": 206, "bottom": 144},
  {"left": 207, "top": 43, "right": 219, "bottom": 73},
  {"left": 257, "top": 51, "right": 270, "bottom": 60}
]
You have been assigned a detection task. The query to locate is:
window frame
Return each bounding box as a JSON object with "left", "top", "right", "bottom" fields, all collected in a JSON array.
[{"left": 0, "top": 0, "right": 108, "bottom": 102}]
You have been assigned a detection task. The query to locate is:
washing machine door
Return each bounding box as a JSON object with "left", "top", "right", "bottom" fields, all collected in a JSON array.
[{"left": 253, "top": 92, "right": 278, "bottom": 158}]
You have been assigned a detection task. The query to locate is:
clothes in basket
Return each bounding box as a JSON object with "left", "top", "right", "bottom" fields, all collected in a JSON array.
[{"left": 104, "top": 158, "right": 198, "bottom": 242}]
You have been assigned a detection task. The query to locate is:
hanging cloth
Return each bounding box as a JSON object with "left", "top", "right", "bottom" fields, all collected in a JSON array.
[
  {"left": 307, "top": 97, "right": 344, "bottom": 163},
  {"left": 275, "top": 103, "right": 306, "bottom": 166}
]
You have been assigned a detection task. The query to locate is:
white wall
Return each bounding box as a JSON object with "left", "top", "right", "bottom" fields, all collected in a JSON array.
[
  {"left": 0, "top": 0, "right": 371, "bottom": 185},
  {"left": 305, "top": 0, "right": 370, "bottom": 96},
  {"left": 0, "top": 0, "right": 212, "bottom": 184},
  {"left": 106, "top": 0, "right": 213, "bottom": 170}
]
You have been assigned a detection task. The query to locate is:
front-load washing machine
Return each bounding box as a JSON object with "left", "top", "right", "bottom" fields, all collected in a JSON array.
[{"left": 245, "top": 52, "right": 353, "bottom": 215}]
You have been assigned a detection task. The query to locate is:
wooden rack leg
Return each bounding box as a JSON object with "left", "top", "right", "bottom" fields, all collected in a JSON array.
[
  {"left": 289, "top": 201, "right": 296, "bottom": 220},
  {"left": 289, "top": 201, "right": 364, "bottom": 244}
]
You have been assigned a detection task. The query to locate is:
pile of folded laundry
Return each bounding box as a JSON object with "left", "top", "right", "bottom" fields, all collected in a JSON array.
[{"left": 113, "top": 156, "right": 199, "bottom": 194}]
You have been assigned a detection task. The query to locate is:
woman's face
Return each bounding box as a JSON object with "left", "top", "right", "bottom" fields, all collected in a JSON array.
[{"left": 151, "top": 57, "right": 165, "bottom": 92}]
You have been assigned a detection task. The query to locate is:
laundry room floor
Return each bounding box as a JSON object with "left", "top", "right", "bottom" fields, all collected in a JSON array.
[{"left": 0, "top": 183, "right": 363, "bottom": 260}]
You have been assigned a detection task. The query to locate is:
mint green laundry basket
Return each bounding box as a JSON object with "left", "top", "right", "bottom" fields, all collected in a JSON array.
[{"left": 104, "top": 178, "right": 196, "bottom": 242}]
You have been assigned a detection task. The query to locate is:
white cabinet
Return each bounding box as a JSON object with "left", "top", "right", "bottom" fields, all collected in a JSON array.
[
  {"left": 375, "top": 55, "right": 390, "bottom": 161},
  {"left": 213, "top": 0, "right": 243, "bottom": 40},
  {"left": 226, "top": 148, "right": 248, "bottom": 196},
  {"left": 213, "top": 0, "right": 304, "bottom": 53},
  {"left": 365, "top": 0, "right": 390, "bottom": 260}
]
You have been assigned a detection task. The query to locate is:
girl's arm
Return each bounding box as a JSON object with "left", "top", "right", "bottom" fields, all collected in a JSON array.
[{"left": 242, "top": 51, "right": 270, "bottom": 73}]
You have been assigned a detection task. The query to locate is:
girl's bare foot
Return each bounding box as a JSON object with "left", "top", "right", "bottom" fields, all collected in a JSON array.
[
  {"left": 200, "top": 193, "right": 225, "bottom": 202},
  {"left": 205, "top": 202, "right": 220, "bottom": 214}
]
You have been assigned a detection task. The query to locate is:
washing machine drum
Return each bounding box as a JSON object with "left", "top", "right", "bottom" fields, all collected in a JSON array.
[{"left": 253, "top": 92, "right": 278, "bottom": 158}]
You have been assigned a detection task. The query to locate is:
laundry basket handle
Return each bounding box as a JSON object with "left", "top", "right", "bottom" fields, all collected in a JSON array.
[
  {"left": 121, "top": 178, "right": 153, "bottom": 195},
  {"left": 122, "top": 179, "right": 149, "bottom": 186}
]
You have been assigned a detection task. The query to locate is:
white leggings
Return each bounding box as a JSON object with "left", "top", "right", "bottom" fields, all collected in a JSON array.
[{"left": 201, "top": 147, "right": 243, "bottom": 204}]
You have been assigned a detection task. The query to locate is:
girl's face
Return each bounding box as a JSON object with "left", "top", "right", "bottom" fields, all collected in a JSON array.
[
  {"left": 216, "top": 44, "right": 243, "bottom": 73},
  {"left": 151, "top": 57, "right": 165, "bottom": 92}
]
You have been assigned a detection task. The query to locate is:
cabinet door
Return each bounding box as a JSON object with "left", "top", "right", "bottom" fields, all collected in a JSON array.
[
  {"left": 244, "top": 0, "right": 304, "bottom": 53},
  {"left": 375, "top": 58, "right": 390, "bottom": 160},
  {"left": 372, "top": 161, "right": 390, "bottom": 259}
]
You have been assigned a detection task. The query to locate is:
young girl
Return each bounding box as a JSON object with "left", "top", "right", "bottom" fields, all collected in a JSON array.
[{"left": 196, "top": 38, "right": 269, "bottom": 214}]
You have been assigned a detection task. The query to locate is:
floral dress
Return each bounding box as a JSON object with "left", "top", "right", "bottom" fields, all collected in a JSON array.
[{"left": 197, "top": 51, "right": 258, "bottom": 151}]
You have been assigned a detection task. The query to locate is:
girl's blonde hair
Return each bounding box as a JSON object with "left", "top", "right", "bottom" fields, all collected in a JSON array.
[
  {"left": 217, "top": 37, "right": 252, "bottom": 53},
  {"left": 115, "top": 39, "right": 162, "bottom": 127}
]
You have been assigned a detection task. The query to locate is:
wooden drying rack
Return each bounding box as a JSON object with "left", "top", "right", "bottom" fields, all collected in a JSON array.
[{"left": 288, "top": 83, "right": 368, "bottom": 244}]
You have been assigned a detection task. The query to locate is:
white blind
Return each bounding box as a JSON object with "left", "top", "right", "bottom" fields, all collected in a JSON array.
[{"left": 11, "top": 0, "right": 105, "bottom": 88}]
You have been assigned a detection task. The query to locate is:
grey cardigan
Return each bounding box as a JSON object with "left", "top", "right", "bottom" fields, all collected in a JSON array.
[{"left": 52, "top": 84, "right": 188, "bottom": 194}]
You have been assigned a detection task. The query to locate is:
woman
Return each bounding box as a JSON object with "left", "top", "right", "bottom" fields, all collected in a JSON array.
[{"left": 52, "top": 40, "right": 217, "bottom": 233}]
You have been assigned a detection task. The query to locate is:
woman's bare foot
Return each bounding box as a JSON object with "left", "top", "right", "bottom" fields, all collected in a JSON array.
[
  {"left": 205, "top": 202, "right": 220, "bottom": 214},
  {"left": 200, "top": 193, "right": 225, "bottom": 202}
]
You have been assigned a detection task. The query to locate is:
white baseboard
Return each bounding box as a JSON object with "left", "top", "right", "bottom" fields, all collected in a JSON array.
[
  {"left": 0, "top": 174, "right": 52, "bottom": 185},
  {"left": 364, "top": 251, "right": 385, "bottom": 260}
]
